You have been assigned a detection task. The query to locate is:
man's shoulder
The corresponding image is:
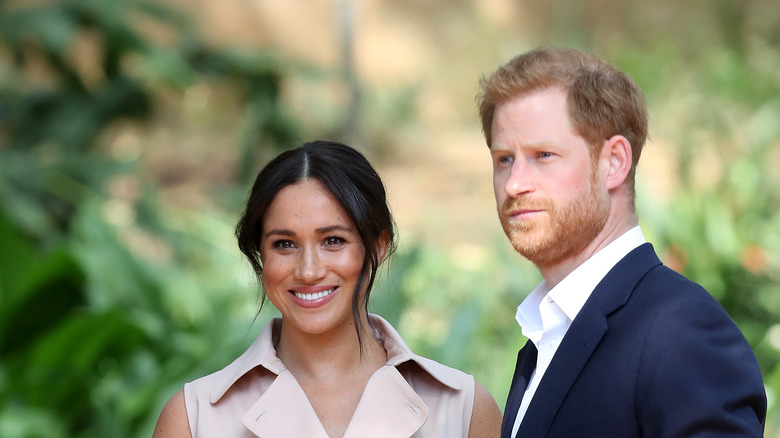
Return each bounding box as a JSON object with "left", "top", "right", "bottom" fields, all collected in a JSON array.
[
  {"left": 595, "top": 244, "right": 727, "bottom": 319},
  {"left": 622, "top": 260, "right": 739, "bottom": 331},
  {"left": 636, "top": 261, "right": 713, "bottom": 302},
  {"left": 609, "top": 243, "right": 711, "bottom": 301}
]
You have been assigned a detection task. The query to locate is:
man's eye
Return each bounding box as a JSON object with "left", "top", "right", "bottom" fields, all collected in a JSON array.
[
  {"left": 538, "top": 151, "right": 553, "bottom": 158},
  {"left": 498, "top": 156, "right": 513, "bottom": 165}
]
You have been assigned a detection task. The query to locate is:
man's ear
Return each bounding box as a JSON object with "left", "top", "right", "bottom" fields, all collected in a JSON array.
[{"left": 601, "top": 135, "right": 633, "bottom": 190}]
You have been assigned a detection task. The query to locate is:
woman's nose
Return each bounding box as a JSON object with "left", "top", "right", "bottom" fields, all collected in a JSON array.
[{"left": 293, "top": 247, "right": 326, "bottom": 282}]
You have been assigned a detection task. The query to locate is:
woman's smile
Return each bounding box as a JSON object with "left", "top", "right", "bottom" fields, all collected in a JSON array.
[{"left": 290, "top": 285, "right": 339, "bottom": 308}]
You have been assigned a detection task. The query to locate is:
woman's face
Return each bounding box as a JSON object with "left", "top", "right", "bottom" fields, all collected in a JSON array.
[{"left": 260, "top": 179, "right": 366, "bottom": 337}]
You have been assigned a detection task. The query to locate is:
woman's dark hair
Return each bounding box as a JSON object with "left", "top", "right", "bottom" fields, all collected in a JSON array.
[{"left": 235, "top": 140, "right": 397, "bottom": 352}]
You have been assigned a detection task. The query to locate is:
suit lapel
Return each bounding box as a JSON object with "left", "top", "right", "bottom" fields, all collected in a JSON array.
[
  {"left": 516, "top": 243, "right": 662, "bottom": 437},
  {"left": 517, "top": 303, "right": 609, "bottom": 437},
  {"left": 501, "top": 340, "right": 538, "bottom": 438}
]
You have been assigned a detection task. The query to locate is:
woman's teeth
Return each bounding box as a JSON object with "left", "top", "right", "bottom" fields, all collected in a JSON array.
[{"left": 294, "top": 287, "right": 336, "bottom": 301}]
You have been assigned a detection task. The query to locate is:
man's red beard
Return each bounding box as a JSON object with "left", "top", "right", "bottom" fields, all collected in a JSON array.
[{"left": 499, "top": 170, "right": 610, "bottom": 270}]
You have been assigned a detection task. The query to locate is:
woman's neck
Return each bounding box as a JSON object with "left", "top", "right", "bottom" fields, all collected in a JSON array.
[{"left": 275, "top": 316, "right": 386, "bottom": 382}]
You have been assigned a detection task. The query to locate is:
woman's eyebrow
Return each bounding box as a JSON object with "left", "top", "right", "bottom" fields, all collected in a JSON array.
[
  {"left": 264, "top": 229, "right": 294, "bottom": 239},
  {"left": 315, "top": 224, "right": 354, "bottom": 234},
  {"left": 264, "top": 225, "right": 355, "bottom": 239}
]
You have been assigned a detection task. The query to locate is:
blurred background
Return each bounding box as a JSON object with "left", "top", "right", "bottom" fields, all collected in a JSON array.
[{"left": 1, "top": 0, "right": 779, "bottom": 436}]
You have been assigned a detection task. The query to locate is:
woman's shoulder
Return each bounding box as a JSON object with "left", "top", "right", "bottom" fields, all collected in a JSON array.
[
  {"left": 368, "top": 314, "right": 474, "bottom": 391},
  {"left": 184, "top": 318, "right": 283, "bottom": 407},
  {"left": 367, "top": 315, "right": 502, "bottom": 436},
  {"left": 405, "top": 353, "right": 475, "bottom": 389},
  {"left": 153, "top": 390, "right": 192, "bottom": 438},
  {"left": 181, "top": 320, "right": 286, "bottom": 437}
]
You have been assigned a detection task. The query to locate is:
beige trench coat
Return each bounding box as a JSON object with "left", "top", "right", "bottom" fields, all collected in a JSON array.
[{"left": 183, "top": 314, "right": 475, "bottom": 437}]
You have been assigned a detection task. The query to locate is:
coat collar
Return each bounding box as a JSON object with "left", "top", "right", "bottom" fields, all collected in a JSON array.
[
  {"left": 369, "top": 314, "right": 465, "bottom": 390},
  {"left": 209, "top": 313, "right": 463, "bottom": 404},
  {"left": 241, "top": 360, "right": 430, "bottom": 437},
  {"left": 210, "top": 318, "right": 286, "bottom": 404},
  {"left": 518, "top": 243, "right": 662, "bottom": 437},
  {"left": 208, "top": 314, "right": 463, "bottom": 437}
]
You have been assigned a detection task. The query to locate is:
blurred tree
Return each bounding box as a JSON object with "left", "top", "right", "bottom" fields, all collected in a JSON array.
[{"left": 0, "top": 0, "right": 300, "bottom": 436}]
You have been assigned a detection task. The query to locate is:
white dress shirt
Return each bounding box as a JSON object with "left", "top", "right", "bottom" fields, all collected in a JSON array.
[{"left": 510, "top": 226, "right": 646, "bottom": 437}]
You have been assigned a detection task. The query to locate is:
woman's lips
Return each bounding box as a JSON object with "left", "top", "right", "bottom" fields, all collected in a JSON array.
[{"left": 289, "top": 286, "right": 339, "bottom": 308}]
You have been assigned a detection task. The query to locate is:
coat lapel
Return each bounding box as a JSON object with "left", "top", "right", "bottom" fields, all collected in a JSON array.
[
  {"left": 343, "top": 365, "right": 428, "bottom": 437},
  {"left": 516, "top": 243, "right": 661, "bottom": 437},
  {"left": 242, "top": 370, "right": 329, "bottom": 437}
]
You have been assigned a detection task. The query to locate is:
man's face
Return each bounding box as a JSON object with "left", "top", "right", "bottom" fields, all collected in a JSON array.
[{"left": 489, "top": 88, "right": 610, "bottom": 269}]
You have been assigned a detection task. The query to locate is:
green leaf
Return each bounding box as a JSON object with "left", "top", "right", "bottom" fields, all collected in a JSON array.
[{"left": 0, "top": 211, "right": 86, "bottom": 356}]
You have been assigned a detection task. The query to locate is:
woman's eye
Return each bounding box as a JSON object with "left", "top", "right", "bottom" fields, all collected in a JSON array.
[
  {"left": 324, "top": 236, "right": 346, "bottom": 246},
  {"left": 272, "top": 239, "right": 295, "bottom": 250}
]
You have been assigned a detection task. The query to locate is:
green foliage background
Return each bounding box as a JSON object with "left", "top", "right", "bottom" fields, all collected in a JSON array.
[{"left": 0, "top": 1, "right": 778, "bottom": 437}]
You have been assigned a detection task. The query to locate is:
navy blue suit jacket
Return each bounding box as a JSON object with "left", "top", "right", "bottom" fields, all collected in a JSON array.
[{"left": 502, "top": 243, "right": 766, "bottom": 438}]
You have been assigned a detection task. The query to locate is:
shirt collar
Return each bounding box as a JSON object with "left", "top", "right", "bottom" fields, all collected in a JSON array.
[
  {"left": 516, "top": 226, "right": 646, "bottom": 333},
  {"left": 516, "top": 281, "right": 548, "bottom": 341},
  {"left": 210, "top": 314, "right": 462, "bottom": 403}
]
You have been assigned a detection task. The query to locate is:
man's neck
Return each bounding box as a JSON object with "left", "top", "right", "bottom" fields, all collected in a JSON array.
[{"left": 539, "top": 215, "right": 638, "bottom": 289}]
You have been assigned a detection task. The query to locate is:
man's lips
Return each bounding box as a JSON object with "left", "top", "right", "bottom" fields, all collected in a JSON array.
[
  {"left": 505, "top": 208, "right": 544, "bottom": 219},
  {"left": 508, "top": 208, "right": 542, "bottom": 215}
]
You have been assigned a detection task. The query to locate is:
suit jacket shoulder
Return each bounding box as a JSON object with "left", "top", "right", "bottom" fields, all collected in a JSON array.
[{"left": 517, "top": 243, "right": 766, "bottom": 438}]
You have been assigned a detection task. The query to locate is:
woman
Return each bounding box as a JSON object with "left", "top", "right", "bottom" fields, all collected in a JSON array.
[{"left": 153, "top": 140, "right": 502, "bottom": 437}]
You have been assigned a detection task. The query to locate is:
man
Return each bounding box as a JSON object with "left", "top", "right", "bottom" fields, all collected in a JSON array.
[{"left": 476, "top": 47, "right": 766, "bottom": 437}]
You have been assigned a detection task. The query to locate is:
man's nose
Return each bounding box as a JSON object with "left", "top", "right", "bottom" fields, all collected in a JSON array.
[
  {"left": 504, "top": 160, "right": 534, "bottom": 198},
  {"left": 293, "top": 247, "right": 327, "bottom": 283}
]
